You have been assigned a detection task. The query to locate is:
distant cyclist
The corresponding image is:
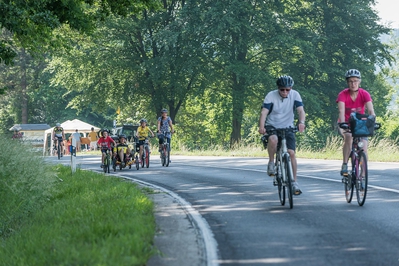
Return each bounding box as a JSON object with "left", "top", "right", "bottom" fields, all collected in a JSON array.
[
  {"left": 136, "top": 119, "right": 155, "bottom": 163},
  {"left": 157, "top": 109, "right": 175, "bottom": 153},
  {"left": 336, "top": 69, "right": 376, "bottom": 176},
  {"left": 97, "top": 129, "right": 116, "bottom": 168},
  {"left": 258, "top": 75, "right": 306, "bottom": 195},
  {"left": 52, "top": 123, "right": 65, "bottom": 157}
]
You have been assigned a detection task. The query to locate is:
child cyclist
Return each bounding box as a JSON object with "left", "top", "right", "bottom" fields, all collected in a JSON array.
[
  {"left": 113, "top": 134, "right": 131, "bottom": 167},
  {"left": 136, "top": 119, "right": 155, "bottom": 163},
  {"left": 97, "top": 129, "right": 116, "bottom": 168}
]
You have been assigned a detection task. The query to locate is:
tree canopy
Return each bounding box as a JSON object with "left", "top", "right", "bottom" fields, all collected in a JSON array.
[
  {"left": 0, "top": 0, "right": 160, "bottom": 64},
  {"left": 1, "top": 0, "right": 397, "bottom": 150}
]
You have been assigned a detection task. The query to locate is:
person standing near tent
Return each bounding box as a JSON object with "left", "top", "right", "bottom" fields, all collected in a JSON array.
[
  {"left": 88, "top": 127, "right": 99, "bottom": 151},
  {"left": 71, "top": 129, "right": 82, "bottom": 152}
]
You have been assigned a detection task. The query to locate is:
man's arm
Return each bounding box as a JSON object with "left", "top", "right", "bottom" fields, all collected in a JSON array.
[
  {"left": 258, "top": 108, "right": 269, "bottom": 134},
  {"left": 296, "top": 106, "right": 306, "bottom": 133}
]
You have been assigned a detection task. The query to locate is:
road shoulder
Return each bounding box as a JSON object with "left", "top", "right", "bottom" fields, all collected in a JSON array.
[{"left": 146, "top": 190, "right": 206, "bottom": 266}]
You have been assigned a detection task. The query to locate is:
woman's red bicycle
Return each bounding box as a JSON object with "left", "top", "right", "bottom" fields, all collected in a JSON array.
[{"left": 339, "top": 115, "right": 380, "bottom": 206}]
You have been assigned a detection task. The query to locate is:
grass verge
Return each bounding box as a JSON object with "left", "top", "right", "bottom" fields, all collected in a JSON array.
[
  {"left": 0, "top": 138, "right": 156, "bottom": 266},
  {"left": 172, "top": 135, "right": 399, "bottom": 162}
]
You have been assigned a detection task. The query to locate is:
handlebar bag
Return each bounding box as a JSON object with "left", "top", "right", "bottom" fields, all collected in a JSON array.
[{"left": 349, "top": 112, "right": 375, "bottom": 137}]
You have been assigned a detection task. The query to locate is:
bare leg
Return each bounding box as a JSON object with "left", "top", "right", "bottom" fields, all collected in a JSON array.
[{"left": 288, "top": 149, "right": 297, "bottom": 181}]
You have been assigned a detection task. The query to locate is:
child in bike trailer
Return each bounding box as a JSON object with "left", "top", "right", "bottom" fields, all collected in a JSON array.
[
  {"left": 97, "top": 129, "right": 116, "bottom": 168},
  {"left": 113, "top": 134, "right": 132, "bottom": 167},
  {"left": 136, "top": 118, "right": 155, "bottom": 163},
  {"left": 52, "top": 123, "right": 65, "bottom": 157}
]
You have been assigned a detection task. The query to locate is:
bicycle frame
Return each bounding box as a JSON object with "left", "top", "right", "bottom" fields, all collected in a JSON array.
[
  {"left": 264, "top": 127, "right": 297, "bottom": 209},
  {"left": 55, "top": 137, "right": 63, "bottom": 159},
  {"left": 339, "top": 121, "right": 380, "bottom": 206},
  {"left": 103, "top": 149, "right": 111, "bottom": 173},
  {"left": 159, "top": 132, "right": 170, "bottom": 167}
]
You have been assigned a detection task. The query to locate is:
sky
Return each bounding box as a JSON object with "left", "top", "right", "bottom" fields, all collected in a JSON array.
[{"left": 374, "top": 0, "right": 399, "bottom": 29}]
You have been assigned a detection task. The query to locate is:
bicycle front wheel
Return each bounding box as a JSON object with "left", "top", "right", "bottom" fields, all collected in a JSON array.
[
  {"left": 57, "top": 142, "right": 61, "bottom": 160},
  {"left": 283, "top": 154, "right": 293, "bottom": 209},
  {"left": 161, "top": 146, "right": 166, "bottom": 166},
  {"left": 276, "top": 160, "right": 285, "bottom": 206},
  {"left": 165, "top": 144, "right": 170, "bottom": 167},
  {"left": 135, "top": 155, "right": 140, "bottom": 170},
  {"left": 344, "top": 175, "right": 354, "bottom": 203},
  {"left": 145, "top": 147, "right": 150, "bottom": 168},
  {"left": 356, "top": 151, "right": 368, "bottom": 206},
  {"left": 103, "top": 155, "right": 108, "bottom": 173}
]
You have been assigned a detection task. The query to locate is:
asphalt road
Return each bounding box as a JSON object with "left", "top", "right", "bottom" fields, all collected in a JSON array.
[{"left": 49, "top": 154, "right": 399, "bottom": 266}]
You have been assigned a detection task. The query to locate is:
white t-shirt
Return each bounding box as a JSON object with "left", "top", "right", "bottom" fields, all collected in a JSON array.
[
  {"left": 72, "top": 132, "right": 81, "bottom": 141},
  {"left": 262, "top": 89, "right": 304, "bottom": 128}
]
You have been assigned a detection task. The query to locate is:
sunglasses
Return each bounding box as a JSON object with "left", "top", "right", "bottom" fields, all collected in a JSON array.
[{"left": 279, "top": 88, "right": 291, "bottom": 92}]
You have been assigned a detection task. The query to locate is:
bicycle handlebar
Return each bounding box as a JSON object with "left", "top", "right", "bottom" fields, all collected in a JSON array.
[
  {"left": 265, "top": 126, "right": 299, "bottom": 135},
  {"left": 338, "top": 122, "right": 381, "bottom": 130}
]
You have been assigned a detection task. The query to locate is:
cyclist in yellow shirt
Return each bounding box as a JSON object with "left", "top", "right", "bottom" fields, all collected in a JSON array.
[
  {"left": 52, "top": 123, "right": 65, "bottom": 156},
  {"left": 136, "top": 119, "right": 155, "bottom": 163}
]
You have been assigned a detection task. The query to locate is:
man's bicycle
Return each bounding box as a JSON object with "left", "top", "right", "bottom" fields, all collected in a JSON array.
[
  {"left": 262, "top": 127, "right": 298, "bottom": 209},
  {"left": 54, "top": 137, "right": 63, "bottom": 159},
  {"left": 339, "top": 119, "right": 381, "bottom": 206}
]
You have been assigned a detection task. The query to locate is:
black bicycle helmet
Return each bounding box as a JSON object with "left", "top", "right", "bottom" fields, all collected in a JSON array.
[
  {"left": 161, "top": 108, "right": 168, "bottom": 113},
  {"left": 276, "top": 75, "right": 294, "bottom": 87},
  {"left": 345, "top": 69, "right": 361, "bottom": 79},
  {"left": 119, "top": 134, "right": 127, "bottom": 139},
  {"left": 140, "top": 118, "right": 147, "bottom": 123},
  {"left": 101, "top": 128, "right": 109, "bottom": 134}
]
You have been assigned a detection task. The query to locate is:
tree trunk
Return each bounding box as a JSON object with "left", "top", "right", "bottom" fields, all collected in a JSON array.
[
  {"left": 230, "top": 73, "right": 245, "bottom": 147},
  {"left": 20, "top": 48, "right": 28, "bottom": 124}
]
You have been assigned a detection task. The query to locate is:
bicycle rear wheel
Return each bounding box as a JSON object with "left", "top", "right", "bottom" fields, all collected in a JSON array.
[
  {"left": 356, "top": 151, "right": 368, "bottom": 206},
  {"left": 145, "top": 146, "right": 150, "bottom": 168},
  {"left": 283, "top": 154, "right": 293, "bottom": 209}
]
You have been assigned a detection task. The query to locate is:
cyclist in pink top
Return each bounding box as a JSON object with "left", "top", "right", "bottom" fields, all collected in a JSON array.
[{"left": 336, "top": 69, "right": 375, "bottom": 176}]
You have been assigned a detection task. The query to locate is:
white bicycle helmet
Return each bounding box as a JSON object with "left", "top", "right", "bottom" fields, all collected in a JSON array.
[
  {"left": 345, "top": 69, "right": 361, "bottom": 79},
  {"left": 276, "top": 75, "right": 294, "bottom": 87}
]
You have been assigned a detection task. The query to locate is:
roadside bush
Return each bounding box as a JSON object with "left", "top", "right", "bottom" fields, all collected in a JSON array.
[{"left": 0, "top": 136, "right": 58, "bottom": 239}]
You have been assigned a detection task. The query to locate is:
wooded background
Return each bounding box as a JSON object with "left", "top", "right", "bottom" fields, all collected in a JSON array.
[{"left": 1, "top": 0, "right": 399, "bottom": 150}]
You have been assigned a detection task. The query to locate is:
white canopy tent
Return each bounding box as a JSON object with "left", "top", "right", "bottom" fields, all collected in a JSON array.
[{"left": 43, "top": 119, "right": 100, "bottom": 156}]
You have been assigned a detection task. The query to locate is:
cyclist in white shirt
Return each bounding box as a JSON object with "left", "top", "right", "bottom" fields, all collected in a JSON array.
[{"left": 258, "top": 75, "right": 306, "bottom": 195}]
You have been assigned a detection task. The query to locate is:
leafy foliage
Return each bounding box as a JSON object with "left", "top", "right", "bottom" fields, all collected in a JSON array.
[{"left": 1, "top": 0, "right": 398, "bottom": 150}]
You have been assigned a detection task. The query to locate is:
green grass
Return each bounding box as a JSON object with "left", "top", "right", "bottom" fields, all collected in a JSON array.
[
  {"left": 172, "top": 135, "right": 399, "bottom": 162},
  {"left": 0, "top": 138, "right": 156, "bottom": 266}
]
